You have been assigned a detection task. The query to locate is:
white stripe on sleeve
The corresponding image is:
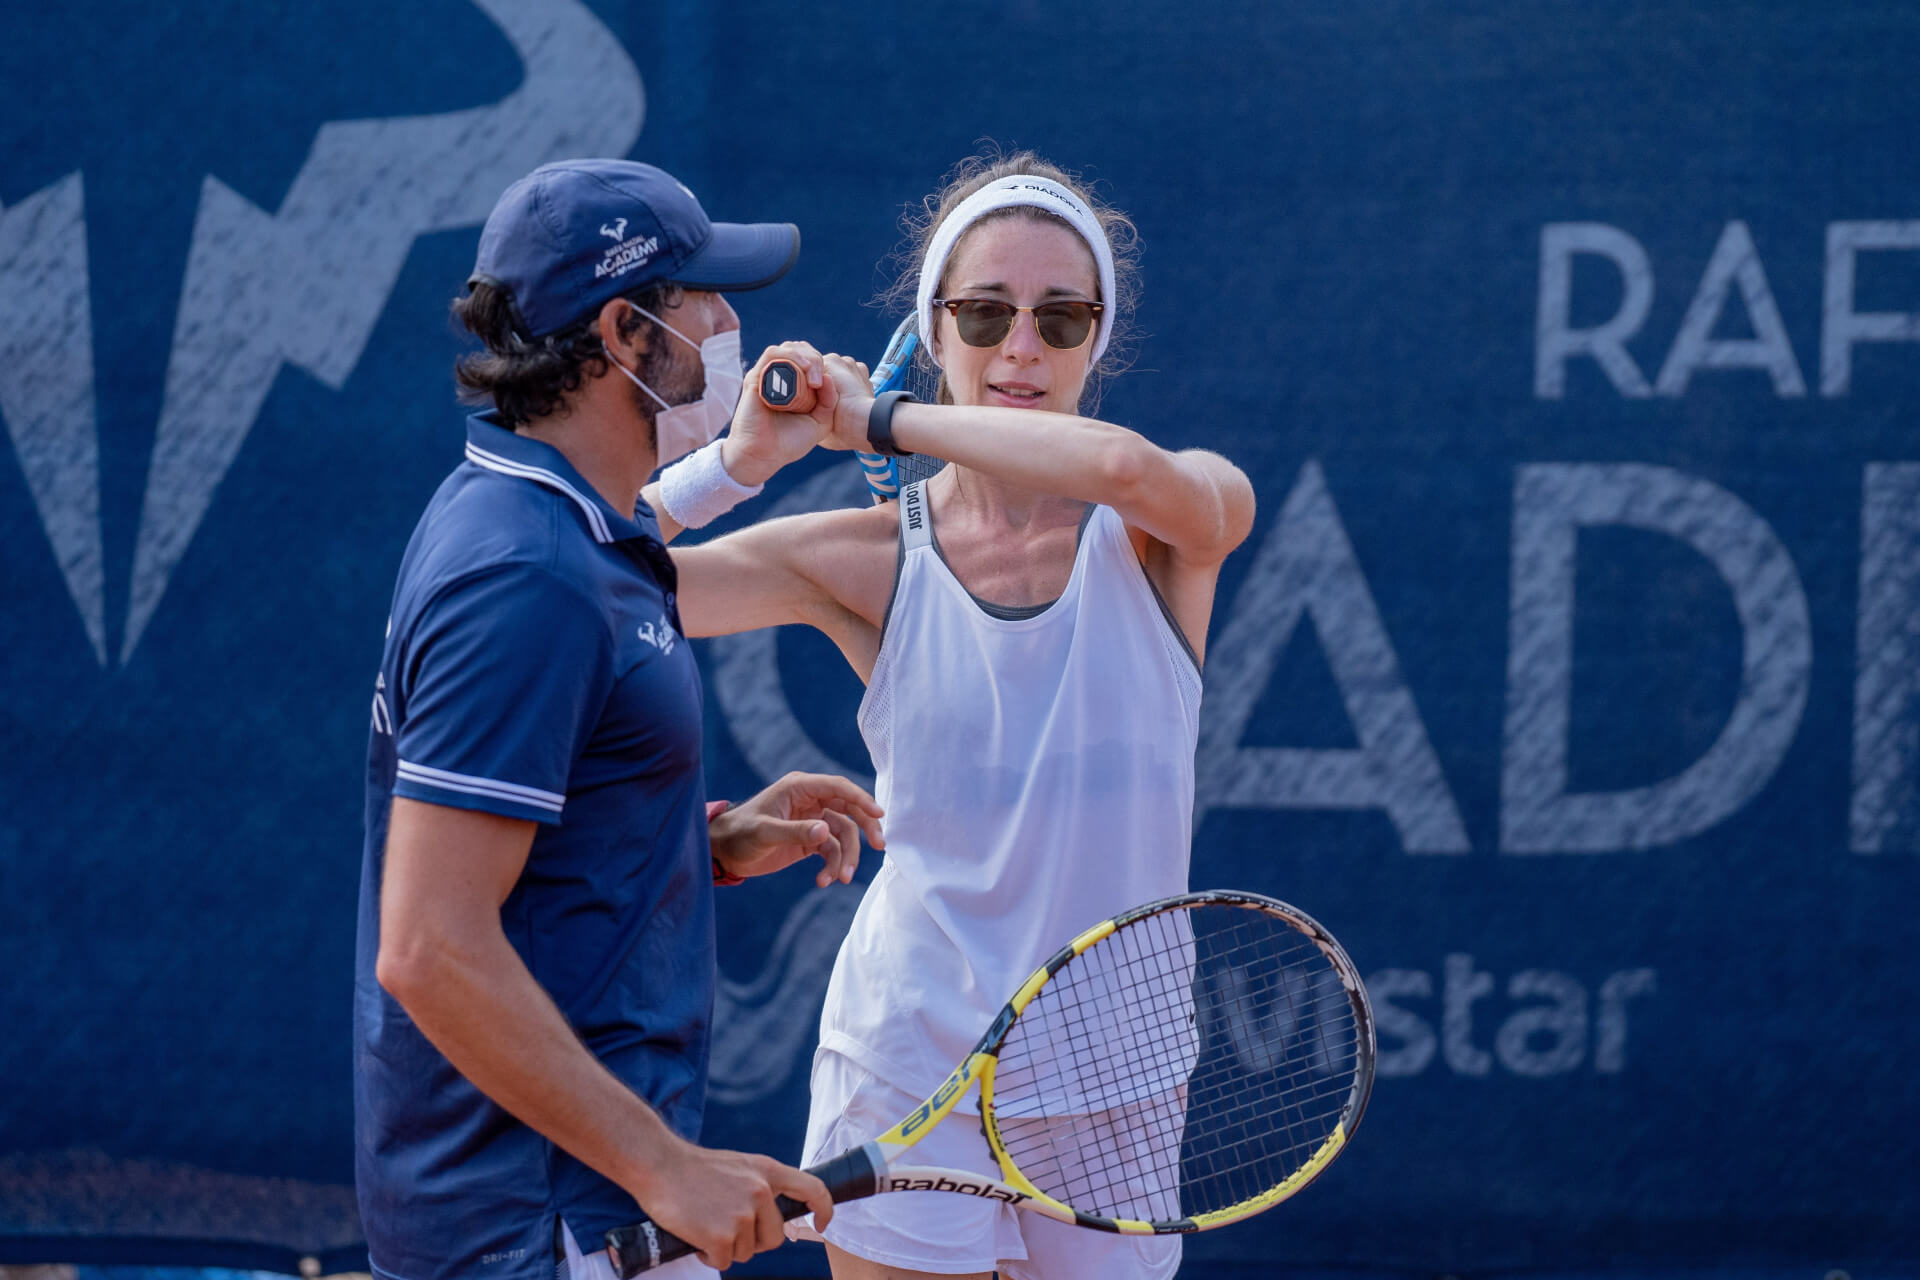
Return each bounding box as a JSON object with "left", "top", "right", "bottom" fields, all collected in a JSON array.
[{"left": 396, "top": 760, "right": 565, "bottom": 814}]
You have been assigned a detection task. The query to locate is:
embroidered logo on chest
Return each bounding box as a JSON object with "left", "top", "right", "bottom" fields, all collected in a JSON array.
[{"left": 636, "top": 612, "right": 677, "bottom": 656}]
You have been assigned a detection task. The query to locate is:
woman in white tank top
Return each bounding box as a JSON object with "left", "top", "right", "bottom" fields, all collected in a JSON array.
[{"left": 669, "top": 152, "right": 1255, "bottom": 1280}]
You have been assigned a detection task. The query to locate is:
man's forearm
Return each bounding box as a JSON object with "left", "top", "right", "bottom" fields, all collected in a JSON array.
[{"left": 381, "top": 922, "right": 682, "bottom": 1202}]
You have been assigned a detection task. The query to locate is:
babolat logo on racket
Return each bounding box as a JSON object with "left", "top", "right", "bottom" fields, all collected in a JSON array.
[
  {"left": 885, "top": 1175, "right": 1030, "bottom": 1205},
  {"left": 899, "top": 1101, "right": 934, "bottom": 1136},
  {"left": 900, "top": 1058, "right": 972, "bottom": 1136},
  {"left": 636, "top": 1223, "right": 661, "bottom": 1269}
]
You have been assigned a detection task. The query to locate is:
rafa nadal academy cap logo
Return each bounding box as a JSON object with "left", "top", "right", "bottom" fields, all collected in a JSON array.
[{"left": 467, "top": 158, "right": 800, "bottom": 339}]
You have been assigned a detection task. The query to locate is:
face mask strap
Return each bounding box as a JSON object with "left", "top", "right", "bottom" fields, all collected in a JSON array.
[
  {"left": 612, "top": 357, "right": 672, "bottom": 411},
  {"left": 607, "top": 302, "right": 742, "bottom": 463},
  {"left": 626, "top": 300, "right": 698, "bottom": 352},
  {"left": 603, "top": 301, "right": 685, "bottom": 411}
]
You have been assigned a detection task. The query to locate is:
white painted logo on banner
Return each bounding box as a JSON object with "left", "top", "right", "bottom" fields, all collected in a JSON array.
[{"left": 0, "top": 0, "right": 646, "bottom": 667}]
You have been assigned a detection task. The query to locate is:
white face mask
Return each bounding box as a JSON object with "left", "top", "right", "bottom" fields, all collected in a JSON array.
[{"left": 613, "top": 303, "right": 743, "bottom": 466}]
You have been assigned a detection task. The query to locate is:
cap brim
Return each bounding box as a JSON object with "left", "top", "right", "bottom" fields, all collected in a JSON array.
[{"left": 671, "top": 222, "right": 801, "bottom": 292}]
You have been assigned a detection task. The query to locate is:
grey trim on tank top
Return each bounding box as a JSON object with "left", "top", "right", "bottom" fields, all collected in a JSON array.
[
  {"left": 878, "top": 515, "right": 908, "bottom": 642},
  {"left": 1140, "top": 560, "right": 1203, "bottom": 674},
  {"left": 878, "top": 487, "right": 1092, "bottom": 639},
  {"left": 876, "top": 490, "right": 1201, "bottom": 673},
  {"left": 927, "top": 501, "right": 1096, "bottom": 620}
]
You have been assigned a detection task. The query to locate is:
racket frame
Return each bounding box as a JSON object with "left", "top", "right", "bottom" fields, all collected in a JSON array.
[
  {"left": 814, "top": 891, "right": 1373, "bottom": 1235},
  {"left": 855, "top": 315, "right": 921, "bottom": 503},
  {"left": 606, "top": 890, "right": 1374, "bottom": 1273}
]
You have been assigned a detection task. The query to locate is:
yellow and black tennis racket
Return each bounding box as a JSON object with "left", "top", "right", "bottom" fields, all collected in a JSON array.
[{"left": 607, "top": 890, "right": 1375, "bottom": 1275}]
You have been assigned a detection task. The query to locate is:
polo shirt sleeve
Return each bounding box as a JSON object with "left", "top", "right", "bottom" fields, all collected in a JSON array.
[{"left": 392, "top": 564, "right": 615, "bottom": 824}]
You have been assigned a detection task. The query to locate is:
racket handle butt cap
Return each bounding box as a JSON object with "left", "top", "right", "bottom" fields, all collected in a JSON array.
[{"left": 757, "top": 359, "right": 815, "bottom": 413}]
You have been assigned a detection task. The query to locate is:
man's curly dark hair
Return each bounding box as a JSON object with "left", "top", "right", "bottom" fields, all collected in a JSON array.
[{"left": 452, "top": 281, "right": 685, "bottom": 429}]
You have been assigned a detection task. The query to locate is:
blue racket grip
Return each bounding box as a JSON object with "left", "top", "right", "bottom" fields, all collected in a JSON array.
[{"left": 858, "top": 452, "right": 900, "bottom": 501}]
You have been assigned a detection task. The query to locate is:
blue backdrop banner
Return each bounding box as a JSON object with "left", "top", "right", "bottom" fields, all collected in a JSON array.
[{"left": 1, "top": 2, "right": 1916, "bottom": 1275}]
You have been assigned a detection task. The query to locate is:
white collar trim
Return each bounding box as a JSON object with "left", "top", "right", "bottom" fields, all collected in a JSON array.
[{"left": 465, "top": 442, "right": 614, "bottom": 544}]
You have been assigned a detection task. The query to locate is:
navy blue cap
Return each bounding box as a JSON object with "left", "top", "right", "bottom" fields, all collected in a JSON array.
[{"left": 469, "top": 159, "right": 801, "bottom": 339}]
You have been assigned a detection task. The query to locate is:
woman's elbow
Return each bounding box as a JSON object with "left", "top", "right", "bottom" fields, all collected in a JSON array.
[
  {"left": 1219, "top": 468, "right": 1258, "bottom": 550},
  {"left": 1121, "top": 447, "right": 1257, "bottom": 558}
]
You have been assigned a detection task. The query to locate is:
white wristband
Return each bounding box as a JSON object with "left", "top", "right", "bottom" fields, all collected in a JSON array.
[{"left": 657, "top": 438, "right": 763, "bottom": 529}]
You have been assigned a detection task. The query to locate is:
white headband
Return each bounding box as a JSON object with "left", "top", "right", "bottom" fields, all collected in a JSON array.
[{"left": 915, "top": 175, "right": 1117, "bottom": 367}]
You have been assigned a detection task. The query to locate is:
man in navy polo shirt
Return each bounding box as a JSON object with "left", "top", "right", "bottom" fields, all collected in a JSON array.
[{"left": 357, "top": 160, "right": 878, "bottom": 1280}]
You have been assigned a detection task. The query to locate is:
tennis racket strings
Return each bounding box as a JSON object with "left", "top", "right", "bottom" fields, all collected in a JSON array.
[
  {"left": 889, "top": 334, "right": 950, "bottom": 490},
  {"left": 989, "top": 899, "right": 1369, "bottom": 1227}
]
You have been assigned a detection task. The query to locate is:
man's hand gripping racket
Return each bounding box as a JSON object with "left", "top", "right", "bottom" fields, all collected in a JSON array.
[
  {"left": 606, "top": 890, "right": 1376, "bottom": 1275},
  {"left": 758, "top": 315, "right": 931, "bottom": 504}
]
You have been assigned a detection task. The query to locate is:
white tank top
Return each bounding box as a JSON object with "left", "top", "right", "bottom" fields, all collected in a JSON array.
[{"left": 816, "top": 481, "right": 1205, "bottom": 1103}]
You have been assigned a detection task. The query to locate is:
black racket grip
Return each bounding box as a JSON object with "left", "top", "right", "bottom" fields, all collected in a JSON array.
[
  {"left": 606, "top": 1145, "right": 880, "bottom": 1276},
  {"left": 802, "top": 1142, "right": 884, "bottom": 1204},
  {"left": 757, "top": 359, "right": 815, "bottom": 413}
]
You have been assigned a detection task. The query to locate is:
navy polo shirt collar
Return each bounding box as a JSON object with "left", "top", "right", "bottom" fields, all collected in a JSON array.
[{"left": 463, "top": 413, "right": 658, "bottom": 544}]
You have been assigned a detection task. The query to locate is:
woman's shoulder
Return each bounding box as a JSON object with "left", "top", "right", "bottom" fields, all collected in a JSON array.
[
  {"left": 778, "top": 499, "right": 904, "bottom": 635},
  {"left": 765, "top": 498, "right": 903, "bottom": 597},
  {"left": 717, "top": 494, "right": 898, "bottom": 550},
  {"left": 787, "top": 496, "right": 902, "bottom": 547}
]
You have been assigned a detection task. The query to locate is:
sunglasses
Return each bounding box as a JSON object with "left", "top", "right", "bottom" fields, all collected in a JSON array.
[{"left": 932, "top": 297, "right": 1105, "bottom": 351}]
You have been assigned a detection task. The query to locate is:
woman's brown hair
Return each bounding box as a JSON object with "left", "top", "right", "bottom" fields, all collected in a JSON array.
[{"left": 879, "top": 146, "right": 1141, "bottom": 414}]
